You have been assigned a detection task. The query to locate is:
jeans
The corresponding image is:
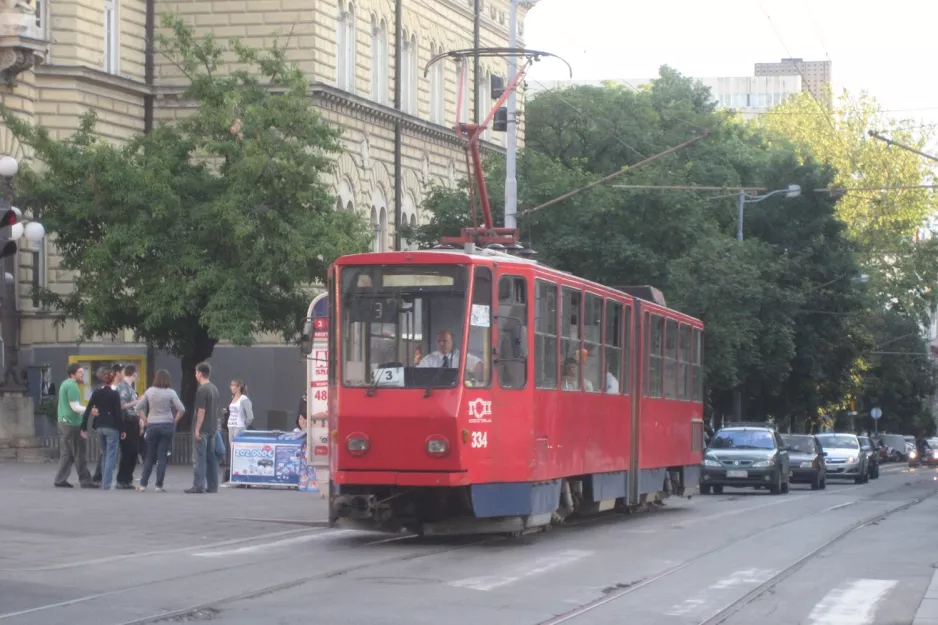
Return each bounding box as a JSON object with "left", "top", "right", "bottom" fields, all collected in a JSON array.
[
  {"left": 54, "top": 423, "right": 92, "bottom": 486},
  {"left": 192, "top": 432, "right": 219, "bottom": 492},
  {"left": 139, "top": 423, "right": 174, "bottom": 488},
  {"left": 98, "top": 427, "right": 121, "bottom": 490}
]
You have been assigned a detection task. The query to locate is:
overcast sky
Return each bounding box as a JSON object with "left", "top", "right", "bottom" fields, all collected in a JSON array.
[{"left": 523, "top": 0, "right": 937, "bottom": 130}]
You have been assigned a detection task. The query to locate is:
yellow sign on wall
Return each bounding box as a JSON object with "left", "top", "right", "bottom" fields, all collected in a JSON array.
[{"left": 66, "top": 354, "right": 148, "bottom": 402}]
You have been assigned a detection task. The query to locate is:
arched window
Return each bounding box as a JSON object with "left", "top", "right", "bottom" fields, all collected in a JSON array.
[
  {"left": 378, "top": 207, "right": 388, "bottom": 252},
  {"left": 479, "top": 69, "right": 492, "bottom": 139},
  {"left": 401, "top": 30, "right": 413, "bottom": 114},
  {"left": 409, "top": 33, "right": 418, "bottom": 115},
  {"left": 337, "top": 3, "right": 356, "bottom": 92},
  {"left": 429, "top": 43, "right": 445, "bottom": 124},
  {"left": 409, "top": 213, "right": 417, "bottom": 250},
  {"left": 370, "top": 206, "right": 379, "bottom": 252},
  {"left": 370, "top": 16, "right": 388, "bottom": 104}
]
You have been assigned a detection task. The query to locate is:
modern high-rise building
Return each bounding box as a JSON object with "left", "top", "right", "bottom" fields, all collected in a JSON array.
[
  {"left": 0, "top": 0, "right": 528, "bottom": 425},
  {"left": 754, "top": 58, "right": 832, "bottom": 107}
]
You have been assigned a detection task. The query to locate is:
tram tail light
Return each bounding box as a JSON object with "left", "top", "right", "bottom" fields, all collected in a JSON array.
[
  {"left": 426, "top": 436, "right": 450, "bottom": 457},
  {"left": 347, "top": 433, "right": 370, "bottom": 455}
]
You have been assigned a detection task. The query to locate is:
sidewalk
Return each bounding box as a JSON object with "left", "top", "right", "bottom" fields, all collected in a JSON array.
[{"left": 0, "top": 462, "right": 329, "bottom": 573}]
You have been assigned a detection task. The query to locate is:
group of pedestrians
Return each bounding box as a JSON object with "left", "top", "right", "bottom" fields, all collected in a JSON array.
[{"left": 54, "top": 361, "right": 227, "bottom": 493}]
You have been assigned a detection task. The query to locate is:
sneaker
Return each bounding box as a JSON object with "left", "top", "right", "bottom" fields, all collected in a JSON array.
[
  {"left": 80, "top": 482, "right": 99, "bottom": 489},
  {"left": 116, "top": 483, "right": 134, "bottom": 490},
  {"left": 136, "top": 485, "right": 146, "bottom": 492},
  {"left": 155, "top": 487, "right": 165, "bottom": 493},
  {"left": 184, "top": 487, "right": 205, "bottom": 494},
  {"left": 54, "top": 482, "right": 74, "bottom": 488}
]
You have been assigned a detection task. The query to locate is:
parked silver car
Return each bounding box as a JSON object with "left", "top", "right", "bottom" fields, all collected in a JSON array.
[{"left": 815, "top": 433, "right": 869, "bottom": 484}]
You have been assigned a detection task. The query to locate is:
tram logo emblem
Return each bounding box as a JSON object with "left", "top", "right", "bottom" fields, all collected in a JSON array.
[
  {"left": 733, "top": 461, "right": 739, "bottom": 466},
  {"left": 468, "top": 398, "right": 492, "bottom": 421}
]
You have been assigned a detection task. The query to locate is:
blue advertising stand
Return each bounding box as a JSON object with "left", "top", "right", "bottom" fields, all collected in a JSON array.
[{"left": 230, "top": 430, "right": 307, "bottom": 488}]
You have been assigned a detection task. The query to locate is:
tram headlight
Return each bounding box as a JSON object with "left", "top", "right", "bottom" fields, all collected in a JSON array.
[
  {"left": 426, "top": 436, "right": 450, "bottom": 457},
  {"left": 347, "top": 433, "right": 370, "bottom": 455}
]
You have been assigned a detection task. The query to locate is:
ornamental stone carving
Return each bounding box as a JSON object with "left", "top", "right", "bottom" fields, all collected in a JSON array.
[{"left": 0, "top": 0, "right": 47, "bottom": 87}]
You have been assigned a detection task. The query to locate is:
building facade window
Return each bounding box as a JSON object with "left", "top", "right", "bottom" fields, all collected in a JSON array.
[
  {"left": 370, "top": 16, "right": 388, "bottom": 105},
  {"left": 429, "top": 43, "right": 445, "bottom": 124},
  {"left": 459, "top": 59, "right": 471, "bottom": 123},
  {"left": 378, "top": 207, "right": 387, "bottom": 252},
  {"left": 479, "top": 70, "right": 492, "bottom": 139},
  {"left": 401, "top": 30, "right": 413, "bottom": 114},
  {"left": 104, "top": 0, "right": 119, "bottom": 75},
  {"left": 337, "top": 3, "right": 357, "bottom": 92}
]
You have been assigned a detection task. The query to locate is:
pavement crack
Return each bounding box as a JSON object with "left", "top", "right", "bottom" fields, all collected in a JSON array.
[{"left": 601, "top": 580, "right": 641, "bottom": 595}]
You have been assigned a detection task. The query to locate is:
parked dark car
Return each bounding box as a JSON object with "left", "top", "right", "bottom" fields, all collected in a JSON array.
[
  {"left": 858, "top": 436, "right": 880, "bottom": 479},
  {"left": 701, "top": 426, "right": 791, "bottom": 495},
  {"left": 781, "top": 434, "right": 827, "bottom": 490}
]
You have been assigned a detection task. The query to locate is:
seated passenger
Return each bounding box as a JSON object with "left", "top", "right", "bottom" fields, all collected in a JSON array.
[
  {"left": 562, "top": 357, "right": 593, "bottom": 391},
  {"left": 414, "top": 330, "right": 484, "bottom": 379}
]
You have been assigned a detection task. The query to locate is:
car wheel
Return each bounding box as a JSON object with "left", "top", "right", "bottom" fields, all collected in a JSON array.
[
  {"left": 700, "top": 484, "right": 711, "bottom": 495},
  {"left": 770, "top": 471, "right": 782, "bottom": 495},
  {"left": 811, "top": 472, "right": 822, "bottom": 490},
  {"left": 712, "top": 485, "right": 724, "bottom": 495}
]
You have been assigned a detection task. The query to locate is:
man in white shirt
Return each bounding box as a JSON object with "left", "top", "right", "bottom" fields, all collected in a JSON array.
[{"left": 414, "top": 330, "right": 484, "bottom": 379}]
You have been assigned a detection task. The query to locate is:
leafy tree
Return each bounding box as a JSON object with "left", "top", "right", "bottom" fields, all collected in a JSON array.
[
  {"left": 856, "top": 310, "right": 936, "bottom": 437},
  {"left": 1, "top": 16, "right": 370, "bottom": 412},
  {"left": 759, "top": 90, "right": 938, "bottom": 324}
]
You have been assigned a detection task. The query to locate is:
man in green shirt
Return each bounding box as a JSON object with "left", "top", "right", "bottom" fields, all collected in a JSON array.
[{"left": 54, "top": 363, "right": 94, "bottom": 488}]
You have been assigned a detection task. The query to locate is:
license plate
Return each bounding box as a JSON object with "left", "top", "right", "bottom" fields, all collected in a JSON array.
[{"left": 727, "top": 470, "right": 748, "bottom": 478}]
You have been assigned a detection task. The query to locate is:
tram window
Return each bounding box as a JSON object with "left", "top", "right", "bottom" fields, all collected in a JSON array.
[
  {"left": 645, "top": 314, "right": 664, "bottom": 398},
  {"left": 496, "top": 276, "right": 527, "bottom": 390},
  {"left": 466, "top": 266, "right": 493, "bottom": 388},
  {"left": 604, "top": 300, "right": 623, "bottom": 394},
  {"left": 692, "top": 328, "right": 704, "bottom": 402},
  {"left": 535, "top": 280, "right": 558, "bottom": 389},
  {"left": 664, "top": 318, "right": 678, "bottom": 399},
  {"left": 561, "top": 287, "right": 582, "bottom": 391},
  {"left": 623, "top": 304, "right": 631, "bottom": 395},
  {"left": 583, "top": 293, "right": 602, "bottom": 393},
  {"left": 678, "top": 324, "right": 691, "bottom": 400}
]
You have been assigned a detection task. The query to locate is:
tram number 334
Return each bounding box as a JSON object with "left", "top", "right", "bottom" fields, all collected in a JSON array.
[{"left": 471, "top": 431, "right": 488, "bottom": 448}]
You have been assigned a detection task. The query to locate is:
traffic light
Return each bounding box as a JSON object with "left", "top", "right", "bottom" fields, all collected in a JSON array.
[
  {"left": 493, "top": 107, "right": 508, "bottom": 132},
  {"left": 0, "top": 240, "right": 16, "bottom": 260},
  {"left": 491, "top": 75, "right": 505, "bottom": 100},
  {"left": 0, "top": 207, "right": 18, "bottom": 227}
]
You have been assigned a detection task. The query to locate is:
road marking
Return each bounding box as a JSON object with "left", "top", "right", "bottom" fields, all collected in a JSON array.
[
  {"left": 666, "top": 569, "right": 776, "bottom": 616},
  {"left": 823, "top": 501, "right": 857, "bottom": 512},
  {"left": 667, "top": 495, "right": 808, "bottom": 528},
  {"left": 192, "top": 529, "right": 356, "bottom": 557},
  {"left": 5, "top": 528, "right": 314, "bottom": 572},
  {"left": 449, "top": 550, "right": 592, "bottom": 591},
  {"left": 807, "top": 579, "right": 897, "bottom": 625}
]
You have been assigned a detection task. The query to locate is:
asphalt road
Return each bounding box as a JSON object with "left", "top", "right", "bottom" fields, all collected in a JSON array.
[{"left": 3, "top": 461, "right": 938, "bottom": 625}]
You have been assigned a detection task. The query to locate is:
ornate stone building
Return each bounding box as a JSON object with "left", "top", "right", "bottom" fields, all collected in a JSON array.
[{"left": 0, "top": 0, "right": 530, "bottom": 425}]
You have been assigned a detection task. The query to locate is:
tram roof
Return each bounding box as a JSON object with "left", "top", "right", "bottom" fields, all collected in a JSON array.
[{"left": 336, "top": 247, "right": 695, "bottom": 320}]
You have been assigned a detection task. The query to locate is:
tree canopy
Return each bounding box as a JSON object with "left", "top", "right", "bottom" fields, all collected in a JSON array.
[
  {"left": 409, "top": 67, "right": 933, "bottom": 432},
  {"left": 2, "top": 16, "right": 370, "bottom": 412}
]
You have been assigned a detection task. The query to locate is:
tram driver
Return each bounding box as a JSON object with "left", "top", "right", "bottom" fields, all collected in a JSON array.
[{"left": 414, "top": 330, "right": 484, "bottom": 379}]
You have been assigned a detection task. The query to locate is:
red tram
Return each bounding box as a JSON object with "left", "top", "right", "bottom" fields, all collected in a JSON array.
[
  {"left": 307, "top": 48, "right": 705, "bottom": 536},
  {"left": 318, "top": 252, "right": 704, "bottom": 535}
]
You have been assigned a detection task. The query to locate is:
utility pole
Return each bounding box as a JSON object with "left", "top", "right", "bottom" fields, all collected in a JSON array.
[
  {"left": 504, "top": 0, "right": 519, "bottom": 230},
  {"left": 473, "top": 0, "right": 481, "bottom": 125}
]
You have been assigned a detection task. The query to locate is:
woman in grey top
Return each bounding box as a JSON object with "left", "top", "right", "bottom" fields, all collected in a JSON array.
[{"left": 132, "top": 369, "right": 185, "bottom": 492}]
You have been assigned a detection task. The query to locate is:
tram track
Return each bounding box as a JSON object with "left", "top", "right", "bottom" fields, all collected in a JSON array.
[{"left": 533, "top": 481, "right": 938, "bottom": 625}]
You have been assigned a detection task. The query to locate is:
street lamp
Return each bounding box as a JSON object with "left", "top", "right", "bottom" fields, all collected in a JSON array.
[
  {"left": 733, "top": 184, "right": 801, "bottom": 420},
  {"left": 0, "top": 155, "right": 47, "bottom": 389},
  {"left": 737, "top": 184, "right": 802, "bottom": 241}
]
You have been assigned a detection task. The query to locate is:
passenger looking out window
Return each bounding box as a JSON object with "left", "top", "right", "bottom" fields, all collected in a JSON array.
[{"left": 562, "top": 357, "right": 593, "bottom": 391}]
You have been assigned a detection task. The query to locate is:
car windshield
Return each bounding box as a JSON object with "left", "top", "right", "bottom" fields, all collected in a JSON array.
[
  {"left": 709, "top": 429, "right": 775, "bottom": 450},
  {"left": 340, "top": 264, "right": 477, "bottom": 389},
  {"left": 817, "top": 435, "right": 859, "bottom": 450},
  {"left": 782, "top": 435, "right": 815, "bottom": 454}
]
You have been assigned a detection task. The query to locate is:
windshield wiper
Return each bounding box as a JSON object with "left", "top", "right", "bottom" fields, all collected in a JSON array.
[
  {"left": 365, "top": 372, "right": 382, "bottom": 397},
  {"left": 423, "top": 365, "right": 449, "bottom": 398}
]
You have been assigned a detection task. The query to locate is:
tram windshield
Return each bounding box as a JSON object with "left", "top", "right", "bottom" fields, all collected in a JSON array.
[{"left": 340, "top": 264, "right": 482, "bottom": 390}]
